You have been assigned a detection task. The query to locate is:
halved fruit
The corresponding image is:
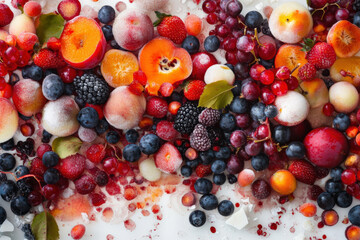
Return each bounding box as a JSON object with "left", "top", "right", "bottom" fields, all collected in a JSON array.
[
  {"left": 139, "top": 37, "right": 192, "bottom": 95},
  {"left": 330, "top": 57, "right": 360, "bottom": 86},
  {"left": 101, "top": 49, "right": 139, "bottom": 88},
  {"left": 275, "top": 44, "right": 307, "bottom": 78},
  {"left": 60, "top": 16, "right": 106, "bottom": 70},
  {"left": 327, "top": 20, "right": 360, "bottom": 58}
]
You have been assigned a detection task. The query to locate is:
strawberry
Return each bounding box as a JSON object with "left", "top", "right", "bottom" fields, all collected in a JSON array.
[
  {"left": 184, "top": 80, "right": 206, "bottom": 100},
  {"left": 195, "top": 164, "right": 212, "bottom": 178},
  {"left": 146, "top": 97, "right": 168, "bottom": 118},
  {"left": 288, "top": 160, "right": 316, "bottom": 185},
  {"left": 33, "top": 48, "right": 67, "bottom": 69},
  {"left": 298, "top": 63, "right": 316, "bottom": 81},
  {"left": 156, "top": 120, "right": 178, "bottom": 141},
  {"left": 57, "top": 154, "right": 86, "bottom": 179},
  {"left": 307, "top": 42, "right": 336, "bottom": 69},
  {"left": 154, "top": 142, "right": 183, "bottom": 173},
  {"left": 154, "top": 11, "right": 187, "bottom": 44}
]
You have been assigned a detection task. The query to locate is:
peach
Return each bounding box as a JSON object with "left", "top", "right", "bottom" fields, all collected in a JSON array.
[
  {"left": 60, "top": 16, "right": 106, "bottom": 70},
  {"left": 0, "top": 98, "right": 18, "bottom": 143},
  {"left": 270, "top": 170, "right": 297, "bottom": 195},
  {"left": 269, "top": 2, "right": 313, "bottom": 44},
  {"left": 275, "top": 44, "right": 307, "bottom": 78},
  {"left": 300, "top": 78, "right": 329, "bottom": 108},
  {"left": 112, "top": 9, "right": 154, "bottom": 51},
  {"left": 327, "top": 20, "right": 360, "bottom": 58},
  {"left": 12, "top": 79, "right": 47, "bottom": 117},
  {"left": 330, "top": 57, "right": 360, "bottom": 86},
  {"left": 329, "top": 81, "right": 359, "bottom": 113},
  {"left": 42, "top": 96, "right": 80, "bottom": 137},
  {"left": 104, "top": 86, "right": 146, "bottom": 130},
  {"left": 9, "top": 14, "right": 36, "bottom": 38}
]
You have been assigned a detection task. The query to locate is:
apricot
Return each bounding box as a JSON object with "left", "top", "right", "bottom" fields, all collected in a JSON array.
[
  {"left": 60, "top": 16, "right": 106, "bottom": 70},
  {"left": 300, "top": 78, "right": 329, "bottom": 108},
  {"left": 0, "top": 98, "right": 18, "bottom": 143},
  {"left": 330, "top": 57, "right": 360, "bottom": 87},
  {"left": 139, "top": 37, "right": 192, "bottom": 95},
  {"left": 270, "top": 170, "right": 297, "bottom": 195},
  {"left": 104, "top": 86, "right": 146, "bottom": 130},
  {"left": 9, "top": 14, "right": 36, "bottom": 38},
  {"left": 12, "top": 79, "right": 47, "bottom": 117},
  {"left": 101, "top": 49, "right": 139, "bottom": 88},
  {"left": 269, "top": 2, "right": 313, "bottom": 44},
  {"left": 327, "top": 20, "right": 360, "bottom": 58},
  {"left": 275, "top": 44, "right": 307, "bottom": 78},
  {"left": 329, "top": 81, "right": 359, "bottom": 113}
]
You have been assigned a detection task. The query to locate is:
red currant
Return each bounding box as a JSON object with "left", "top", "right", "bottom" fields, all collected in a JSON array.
[
  {"left": 322, "top": 103, "right": 335, "bottom": 117},
  {"left": 261, "top": 87, "right": 276, "bottom": 105}
]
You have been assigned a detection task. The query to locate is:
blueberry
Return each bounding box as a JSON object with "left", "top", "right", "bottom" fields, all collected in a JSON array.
[
  {"left": 42, "top": 130, "right": 52, "bottom": 143},
  {"left": 211, "top": 160, "right": 226, "bottom": 174},
  {"left": 123, "top": 144, "right": 141, "bottom": 162},
  {"left": 220, "top": 113, "right": 236, "bottom": 132},
  {"left": 14, "top": 165, "right": 30, "bottom": 178},
  {"left": 102, "top": 25, "right": 113, "bottom": 41},
  {"left": 0, "top": 138, "right": 14, "bottom": 151},
  {"left": 218, "top": 200, "right": 234, "bottom": 216},
  {"left": 204, "top": 35, "right": 220, "bottom": 52},
  {"left": 317, "top": 192, "right": 335, "bottom": 210},
  {"left": 77, "top": 107, "right": 99, "bottom": 128},
  {"left": 231, "top": 80, "right": 242, "bottom": 96},
  {"left": 194, "top": 178, "right": 213, "bottom": 194},
  {"left": 273, "top": 125, "right": 291, "bottom": 145},
  {"left": 95, "top": 119, "right": 109, "bottom": 135},
  {"left": 251, "top": 153, "right": 269, "bottom": 171},
  {"left": 189, "top": 210, "right": 206, "bottom": 227},
  {"left": 185, "top": 158, "right": 201, "bottom": 168},
  {"left": 75, "top": 96, "right": 86, "bottom": 108},
  {"left": 110, "top": 39, "right": 122, "bottom": 50},
  {"left": 245, "top": 11, "right": 263, "bottom": 29},
  {"left": 0, "top": 153, "right": 16, "bottom": 171},
  {"left": 250, "top": 102, "right": 266, "bottom": 122},
  {"left": 349, "top": 205, "right": 360, "bottom": 226},
  {"left": 285, "top": 141, "right": 306, "bottom": 159},
  {"left": 42, "top": 151, "right": 59, "bottom": 168},
  {"left": 125, "top": 129, "right": 139, "bottom": 143},
  {"left": 9, "top": 73, "right": 20, "bottom": 86},
  {"left": 0, "top": 173, "right": 6, "bottom": 183},
  {"left": 199, "top": 194, "right": 218, "bottom": 210},
  {"left": 214, "top": 146, "right": 231, "bottom": 160},
  {"left": 227, "top": 174, "right": 237, "bottom": 184},
  {"left": 325, "top": 179, "right": 344, "bottom": 194},
  {"left": 44, "top": 168, "right": 60, "bottom": 185},
  {"left": 98, "top": 5, "right": 115, "bottom": 24},
  {"left": 64, "top": 83, "right": 75, "bottom": 96},
  {"left": 22, "top": 65, "right": 43, "bottom": 82},
  {"left": 200, "top": 150, "right": 215, "bottom": 165},
  {"left": 139, "top": 134, "right": 160, "bottom": 155},
  {"left": 181, "top": 35, "right": 200, "bottom": 54},
  {"left": 230, "top": 97, "right": 249, "bottom": 114},
  {"left": 259, "top": 59, "right": 274, "bottom": 69},
  {"left": 213, "top": 173, "right": 226, "bottom": 185},
  {"left": 42, "top": 74, "right": 64, "bottom": 100},
  {"left": 181, "top": 165, "right": 192, "bottom": 177},
  {"left": 106, "top": 131, "right": 120, "bottom": 144},
  {"left": 11, "top": 196, "right": 31, "bottom": 216},
  {"left": 336, "top": 191, "right": 352, "bottom": 208},
  {"left": 333, "top": 113, "right": 350, "bottom": 131},
  {"left": 353, "top": 12, "right": 360, "bottom": 27},
  {"left": 0, "top": 180, "right": 18, "bottom": 202},
  {"left": 0, "top": 206, "right": 6, "bottom": 225},
  {"left": 330, "top": 167, "right": 343, "bottom": 182},
  {"left": 264, "top": 105, "right": 278, "bottom": 118}
]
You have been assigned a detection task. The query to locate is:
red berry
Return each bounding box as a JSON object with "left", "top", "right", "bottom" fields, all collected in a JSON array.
[
  {"left": 195, "top": 164, "right": 212, "bottom": 177},
  {"left": 271, "top": 80, "right": 288, "bottom": 96},
  {"left": 307, "top": 185, "right": 324, "bottom": 201},
  {"left": 156, "top": 120, "right": 178, "bottom": 141},
  {"left": 58, "top": 154, "right": 86, "bottom": 180},
  {"left": 105, "top": 180, "right": 121, "bottom": 195},
  {"left": 30, "top": 157, "right": 47, "bottom": 180},
  {"left": 24, "top": 1, "right": 41, "bottom": 17},
  {"left": 58, "top": 66, "right": 77, "bottom": 83},
  {"left": 27, "top": 191, "right": 43, "bottom": 206},
  {"left": 133, "top": 70, "right": 147, "bottom": 85},
  {"left": 285, "top": 76, "right": 299, "bottom": 90},
  {"left": 341, "top": 169, "right": 357, "bottom": 185},
  {"left": 168, "top": 101, "right": 181, "bottom": 115},
  {"left": 146, "top": 97, "right": 168, "bottom": 118},
  {"left": 0, "top": 4, "right": 14, "bottom": 27},
  {"left": 184, "top": 80, "right": 206, "bottom": 101},
  {"left": 42, "top": 184, "right": 60, "bottom": 200},
  {"left": 260, "top": 69, "right": 274, "bottom": 85},
  {"left": 261, "top": 87, "right": 275, "bottom": 104},
  {"left": 89, "top": 192, "right": 106, "bottom": 207},
  {"left": 124, "top": 185, "right": 137, "bottom": 200},
  {"left": 128, "top": 82, "right": 144, "bottom": 96},
  {"left": 276, "top": 66, "right": 291, "bottom": 80},
  {"left": 249, "top": 64, "right": 265, "bottom": 81},
  {"left": 75, "top": 175, "right": 96, "bottom": 195},
  {"left": 322, "top": 103, "right": 334, "bottom": 117},
  {"left": 102, "top": 157, "right": 119, "bottom": 175},
  {"left": 159, "top": 82, "right": 174, "bottom": 97},
  {"left": 298, "top": 63, "right": 316, "bottom": 81},
  {"left": 86, "top": 144, "right": 105, "bottom": 164},
  {"left": 71, "top": 224, "right": 86, "bottom": 240}
]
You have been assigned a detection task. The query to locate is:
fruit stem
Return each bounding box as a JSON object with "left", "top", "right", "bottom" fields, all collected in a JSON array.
[
  {"left": 254, "top": 28, "right": 263, "bottom": 47},
  {"left": 311, "top": 3, "right": 329, "bottom": 20},
  {"left": 290, "top": 63, "right": 301, "bottom": 75},
  {"left": 250, "top": 50, "right": 260, "bottom": 64}
]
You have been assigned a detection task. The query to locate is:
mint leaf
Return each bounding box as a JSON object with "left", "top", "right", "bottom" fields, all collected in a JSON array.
[
  {"left": 52, "top": 136, "right": 82, "bottom": 159},
  {"left": 31, "top": 212, "right": 59, "bottom": 240},
  {"left": 198, "top": 81, "right": 235, "bottom": 110},
  {"left": 36, "top": 13, "right": 65, "bottom": 45}
]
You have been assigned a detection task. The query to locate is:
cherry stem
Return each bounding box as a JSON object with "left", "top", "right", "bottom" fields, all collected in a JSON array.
[
  {"left": 254, "top": 28, "right": 263, "bottom": 47},
  {"left": 311, "top": 3, "right": 329, "bottom": 20},
  {"left": 290, "top": 63, "right": 301, "bottom": 75}
]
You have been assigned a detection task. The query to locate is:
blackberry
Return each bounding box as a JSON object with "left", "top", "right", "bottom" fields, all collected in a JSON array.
[
  {"left": 22, "top": 223, "right": 35, "bottom": 240},
  {"left": 17, "top": 180, "right": 32, "bottom": 197},
  {"left": 73, "top": 73, "right": 110, "bottom": 105},
  {"left": 190, "top": 124, "right": 211, "bottom": 151},
  {"left": 198, "top": 108, "right": 221, "bottom": 126},
  {"left": 354, "top": 0, "right": 360, "bottom": 11},
  {"left": 174, "top": 101, "right": 203, "bottom": 134},
  {"left": 207, "top": 127, "right": 225, "bottom": 146}
]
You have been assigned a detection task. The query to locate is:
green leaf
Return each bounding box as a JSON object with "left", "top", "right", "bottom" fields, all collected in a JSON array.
[
  {"left": 31, "top": 212, "right": 59, "bottom": 240},
  {"left": 153, "top": 11, "right": 171, "bottom": 27},
  {"left": 52, "top": 136, "right": 82, "bottom": 159},
  {"left": 198, "top": 81, "right": 235, "bottom": 110},
  {"left": 36, "top": 13, "right": 65, "bottom": 45}
]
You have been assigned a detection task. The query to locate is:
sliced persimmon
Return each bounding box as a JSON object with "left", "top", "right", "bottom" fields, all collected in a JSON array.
[
  {"left": 139, "top": 37, "right": 192, "bottom": 95},
  {"left": 275, "top": 44, "right": 307, "bottom": 78}
]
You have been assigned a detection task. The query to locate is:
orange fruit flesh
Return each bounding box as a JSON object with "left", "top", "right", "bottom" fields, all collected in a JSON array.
[
  {"left": 101, "top": 49, "right": 139, "bottom": 88},
  {"left": 61, "top": 17, "right": 102, "bottom": 64},
  {"left": 275, "top": 44, "right": 307, "bottom": 78}
]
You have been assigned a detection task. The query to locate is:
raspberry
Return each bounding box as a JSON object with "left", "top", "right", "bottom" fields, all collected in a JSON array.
[
  {"left": 190, "top": 124, "right": 211, "bottom": 151},
  {"left": 86, "top": 144, "right": 106, "bottom": 164},
  {"left": 156, "top": 120, "right": 178, "bottom": 141},
  {"left": 146, "top": 97, "right": 168, "bottom": 118},
  {"left": 198, "top": 108, "right": 221, "bottom": 126},
  {"left": 298, "top": 63, "right": 316, "bottom": 81}
]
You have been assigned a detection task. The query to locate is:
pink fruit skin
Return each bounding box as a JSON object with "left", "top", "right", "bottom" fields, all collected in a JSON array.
[
  {"left": 304, "top": 127, "right": 349, "bottom": 168},
  {"left": 60, "top": 16, "right": 106, "bottom": 70},
  {"left": 155, "top": 142, "right": 183, "bottom": 174},
  {"left": 191, "top": 52, "right": 218, "bottom": 80}
]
